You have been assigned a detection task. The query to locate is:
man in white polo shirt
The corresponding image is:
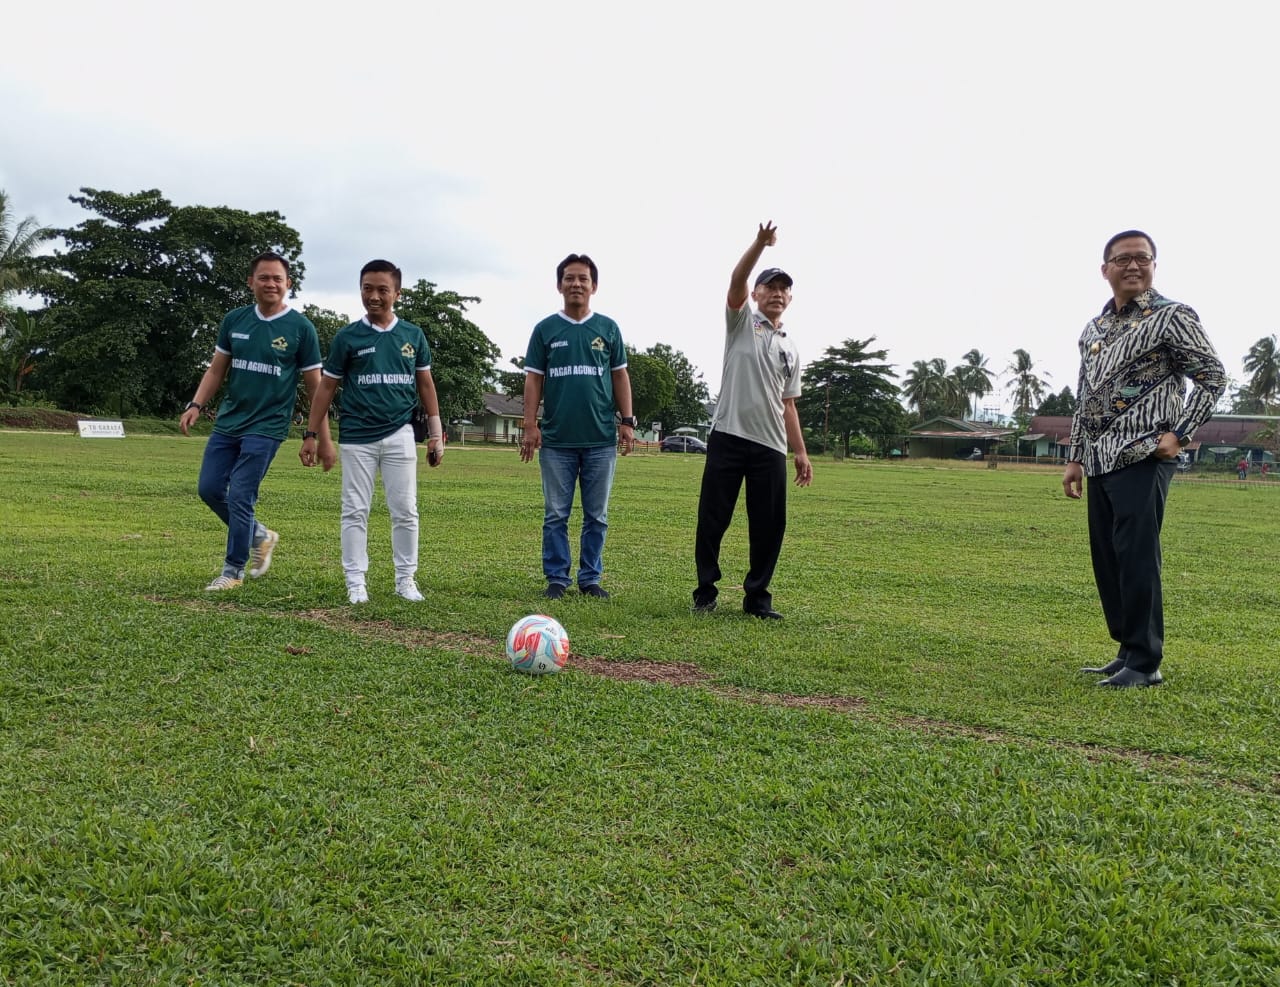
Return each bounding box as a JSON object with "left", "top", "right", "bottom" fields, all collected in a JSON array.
[{"left": 692, "top": 222, "right": 812, "bottom": 620}]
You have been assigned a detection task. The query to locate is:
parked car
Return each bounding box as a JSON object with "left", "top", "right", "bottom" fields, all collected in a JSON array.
[
  {"left": 660, "top": 435, "right": 708, "bottom": 454},
  {"left": 954, "top": 447, "right": 984, "bottom": 460}
]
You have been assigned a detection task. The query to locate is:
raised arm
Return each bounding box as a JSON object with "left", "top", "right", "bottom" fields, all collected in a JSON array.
[{"left": 728, "top": 222, "right": 777, "bottom": 310}]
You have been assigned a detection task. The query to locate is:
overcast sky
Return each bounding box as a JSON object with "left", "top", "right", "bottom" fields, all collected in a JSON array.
[{"left": 3, "top": 0, "right": 1274, "bottom": 414}]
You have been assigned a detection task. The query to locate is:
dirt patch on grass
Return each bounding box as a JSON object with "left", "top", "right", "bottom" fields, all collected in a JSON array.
[
  {"left": 155, "top": 597, "right": 1279, "bottom": 794},
  {"left": 0, "top": 407, "right": 84, "bottom": 431},
  {"left": 571, "top": 655, "right": 711, "bottom": 686}
]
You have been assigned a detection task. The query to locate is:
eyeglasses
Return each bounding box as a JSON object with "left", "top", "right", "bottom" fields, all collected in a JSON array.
[{"left": 1107, "top": 253, "right": 1154, "bottom": 268}]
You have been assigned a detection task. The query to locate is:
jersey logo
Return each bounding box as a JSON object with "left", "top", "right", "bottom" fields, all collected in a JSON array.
[
  {"left": 590, "top": 336, "right": 606, "bottom": 351},
  {"left": 401, "top": 343, "right": 415, "bottom": 358},
  {"left": 272, "top": 336, "right": 288, "bottom": 352}
]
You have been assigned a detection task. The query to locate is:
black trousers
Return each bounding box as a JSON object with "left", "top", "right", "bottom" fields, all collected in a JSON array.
[
  {"left": 693, "top": 430, "right": 787, "bottom": 612},
  {"left": 1086, "top": 456, "right": 1176, "bottom": 674}
]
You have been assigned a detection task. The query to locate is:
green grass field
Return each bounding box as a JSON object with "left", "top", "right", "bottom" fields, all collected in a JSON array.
[{"left": 2, "top": 433, "right": 1279, "bottom": 985}]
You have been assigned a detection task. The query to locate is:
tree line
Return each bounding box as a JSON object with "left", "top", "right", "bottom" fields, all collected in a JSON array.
[
  {"left": 0, "top": 188, "right": 712, "bottom": 432},
  {"left": 5, "top": 188, "right": 1280, "bottom": 450}
]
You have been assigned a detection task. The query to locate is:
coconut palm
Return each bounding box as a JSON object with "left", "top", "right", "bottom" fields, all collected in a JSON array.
[
  {"left": 953, "top": 348, "right": 995, "bottom": 419},
  {"left": 1243, "top": 335, "right": 1280, "bottom": 412},
  {"left": 0, "top": 190, "right": 52, "bottom": 298},
  {"left": 1005, "top": 348, "right": 1050, "bottom": 418},
  {"left": 903, "top": 357, "right": 964, "bottom": 418}
]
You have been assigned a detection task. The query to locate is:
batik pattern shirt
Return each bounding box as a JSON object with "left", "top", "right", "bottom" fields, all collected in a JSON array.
[{"left": 1068, "top": 289, "right": 1226, "bottom": 476}]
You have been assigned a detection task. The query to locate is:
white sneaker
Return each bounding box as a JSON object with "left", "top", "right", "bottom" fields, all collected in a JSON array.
[
  {"left": 395, "top": 580, "right": 424, "bottom": 602},
  {"left": 348, "top": 585, "right": 369, "bottom": 604},
  {"left": 248, "top": 529, "right": 279, "bottom": 578},
  {"left": 205, "top": 574, "right": 243, "bottom": 592}
]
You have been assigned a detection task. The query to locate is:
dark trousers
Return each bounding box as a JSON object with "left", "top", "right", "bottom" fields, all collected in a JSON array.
[
  {"left": 1086, "top": 456, "right": 1176, "bottom": 674},
  {"left": 694, "top": 430, "right": 787, "bottom": 612}
]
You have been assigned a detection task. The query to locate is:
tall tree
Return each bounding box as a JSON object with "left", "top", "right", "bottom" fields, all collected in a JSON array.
[
  {"left": 396, "top": 279, "right": 500, "bottom": 423},
  {"left": 32, "top": 188, "right": 305, "bottom": 415},
  {"left": 492, "top": 356, "right": 527, "bottom": 399},
  {"left": 902, "top": 357, "right": 963, "bottom": 419},
  {"left": 0, "top": 190, "right": 52, "bottom": 300},
  {"left": 625, "top": 348, "right": 676, "bottom": 425},
  {"left": 1243, "top": 335, "right": 1280, "bottom": 412},
  {"left": 953, "top": 348, "right": 995, "bottom": 419},
  {"left": 796, "top": 337, "right": 902, "bottom": 455},
  {"left": 1035, "top": 386, "right": 1076, "bottom": 417},
  {"left": 1005, "top": 348, "right": 1049, "bottom": 418},
  {"left": 646, "top": 342, "right": 711, "bottom": 433},
  {"left": 0, "top": 308, "right": 50, "bottom": 401}
]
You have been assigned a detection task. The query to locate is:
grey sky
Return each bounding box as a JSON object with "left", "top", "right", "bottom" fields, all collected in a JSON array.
[{"left": 3, "top": 0, "right": 1274, "bottom": 412}]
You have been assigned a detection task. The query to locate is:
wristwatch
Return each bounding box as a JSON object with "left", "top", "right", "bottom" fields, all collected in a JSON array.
[
  {"left": 618, "top": 416, "right": 638, "bottom": 428},
  {"left": 303, "top": 430, "right": 318, "bottom": 440},
  {"left": 185, "top": 401, "right": 203, "bottom": 412}
]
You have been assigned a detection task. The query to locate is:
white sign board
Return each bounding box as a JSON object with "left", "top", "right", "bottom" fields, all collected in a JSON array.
[{"left": 77, "top": 420, "right": 126, "bottom": 438}]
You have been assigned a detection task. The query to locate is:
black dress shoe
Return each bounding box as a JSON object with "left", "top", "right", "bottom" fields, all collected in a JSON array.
[
  {"left": 745, "top": 607, "right": 783, "bottom": 620},
  {"left": 543, "top": 583, "right": 568, "bottom": 600},
  {"left": 1080, "top": 657, "right": 1126, "bottom": 676},
  {"left": 579, "top": 584, "right": 610, "bottom": 599},
  {"left": 1098, "top": 667, "right": 1163, "bottom": 688}
]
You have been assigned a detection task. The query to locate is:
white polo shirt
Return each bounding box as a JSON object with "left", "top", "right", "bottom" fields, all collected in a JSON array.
[{"left": 710, "top": 305, "right": 801, "bottom": 454}]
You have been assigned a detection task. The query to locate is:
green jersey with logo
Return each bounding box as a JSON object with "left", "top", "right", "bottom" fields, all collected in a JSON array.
[
  {"left": 213, "top": 305, "right": 322, "bottom": 440},
  {"left": 324, "top": 317, "right": 432, "bottom": 445},
  {"left": 525, "top": 312, "right": 627, "bottom": 448}
]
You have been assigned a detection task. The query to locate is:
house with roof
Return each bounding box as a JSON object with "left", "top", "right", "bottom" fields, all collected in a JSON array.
[
  {"left": 463, "top": 392, "right": 530, "bottom": 444},
  {"left": 907, "top": 417, "right": 1016, "bottom": 459}
]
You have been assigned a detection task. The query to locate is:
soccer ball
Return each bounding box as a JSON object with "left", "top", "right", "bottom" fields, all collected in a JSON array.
[{"left": 505, "top": 614, "right": 570, "bottom": 675}]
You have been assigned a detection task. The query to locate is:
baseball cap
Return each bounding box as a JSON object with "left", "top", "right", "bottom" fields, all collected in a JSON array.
[{"left": 754, "top": 268, "right": 793, "bottom": 288}]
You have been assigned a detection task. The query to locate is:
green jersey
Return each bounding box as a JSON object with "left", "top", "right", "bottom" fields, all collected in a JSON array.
[
  {"left": 324, "top": 316, "right": 432, "bottom": 445},
  {"left": 524, "top": 312, "right": 627, "bottom": 448},
  {"left": 213, "top": 305, "right": 322, "bottom": 441}
]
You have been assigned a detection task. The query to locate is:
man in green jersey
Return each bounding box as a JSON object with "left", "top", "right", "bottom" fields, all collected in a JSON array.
[
  {"left": 520, "top": 254, "right": 635, "bottom": 600},
  {"left": 180, "top": 251, "right": 327, "bottom": 592},
  {"left": 302, "top": 260, "right": 443, "bottom": 605}
]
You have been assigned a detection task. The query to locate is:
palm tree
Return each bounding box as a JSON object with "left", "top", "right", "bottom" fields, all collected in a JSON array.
[
  {"left": 1006, "top": 348, "right": 1050, "bottom": 418},
  {"left": 953, "top": 348, "right": 995, "bottom": 419},
  {"left": 903, "top": 357, "right": 963, "bottom": 418},
  {"left": 0, "top": 308, "right": 48, "bottom": 399},
  {"left": 1243, "top": 335, "right": 1280, "bottom": 412},
  {"left": 0, "top": 190, "right": 52, "bottom": 299}
]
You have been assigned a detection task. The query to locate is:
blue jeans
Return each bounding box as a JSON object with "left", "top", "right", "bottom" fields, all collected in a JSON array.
[
  {"left": 539, "top": 445, "right": 617, "bottom": 587},
  {"left": 197, "top": 431, "right": 280, "bottom": 578}
]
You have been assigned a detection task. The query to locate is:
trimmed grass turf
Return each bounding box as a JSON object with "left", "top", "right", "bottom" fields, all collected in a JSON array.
[{"left": 2, "top": 433, "right": 1279, "bottom": 984}]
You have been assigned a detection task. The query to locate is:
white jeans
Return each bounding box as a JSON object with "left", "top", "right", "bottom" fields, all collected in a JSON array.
[{"left": 339, "top": 425, "right": 419, "bottom": 588}]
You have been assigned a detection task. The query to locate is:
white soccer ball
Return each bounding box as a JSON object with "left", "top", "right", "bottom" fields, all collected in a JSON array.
[{"left": 505, "top": 614, "right": 570, "bottom": 675}]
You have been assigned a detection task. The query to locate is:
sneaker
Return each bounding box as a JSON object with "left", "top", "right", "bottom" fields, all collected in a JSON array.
[
  {"left": 543, "top": 583, "right": 568, "bottom": 600},
  {"left": 348, "top": 585, "right": 369, "bottom": 604},
  {"left": 579, "top": 584, "right": 610, "bottom": 599},
  {"left": 248, "top": 530, "right": 279, "bottom": 578},
  {"left": 205, "top": 575, "right": 243, "bottom": 592},
  {"left": 395, "top": 580, "right": 424, "bottom": 603}
]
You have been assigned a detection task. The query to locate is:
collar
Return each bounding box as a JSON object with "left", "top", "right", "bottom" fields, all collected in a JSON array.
[
  {"left": 362, "top": 315, "right": 399, "bottom": 332},
  {"left": 556, "top": 310, "right": 594, "bottom": 325},
  {"left": 1100, "top": 288, "right": 1161, "bottom": 318},
  {"left": 752, "top": 309, "right": 785, "bottom": 334},
  {"left": 254, "top": 303, "right": 292, "bottom": 321}
]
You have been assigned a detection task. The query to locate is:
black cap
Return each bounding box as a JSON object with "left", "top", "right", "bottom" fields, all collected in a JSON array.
[{"left": 754, "top": 268, "right": 793, "bottom": 288}]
